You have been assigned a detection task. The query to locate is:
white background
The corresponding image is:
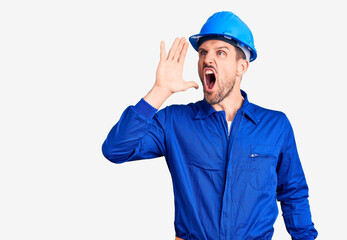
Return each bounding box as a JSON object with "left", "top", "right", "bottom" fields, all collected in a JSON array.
[{"left": 1, "top": 0, "right": 346, "bottom": 239}]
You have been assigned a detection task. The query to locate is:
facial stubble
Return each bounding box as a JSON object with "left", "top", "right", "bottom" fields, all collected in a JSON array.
[{"left": 201, "top": 76, "right": 236, "bottom": 105}]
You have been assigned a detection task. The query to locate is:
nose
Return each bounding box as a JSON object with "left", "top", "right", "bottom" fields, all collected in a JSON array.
[{"left": 203, "top": 52, "right": 214, "bottom": 66}]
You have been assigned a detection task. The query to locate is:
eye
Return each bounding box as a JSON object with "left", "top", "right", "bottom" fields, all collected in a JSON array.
[
  {"left": 199, "top": 50, "right": 207, "bottom": 56},
  {"left": 217, "top": 51, "right": 226, "bottom": 56}
]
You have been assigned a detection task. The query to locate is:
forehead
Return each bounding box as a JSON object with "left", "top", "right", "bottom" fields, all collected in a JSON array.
[{"left": 198, "top": 39, "right": 234, "bottom": 51}]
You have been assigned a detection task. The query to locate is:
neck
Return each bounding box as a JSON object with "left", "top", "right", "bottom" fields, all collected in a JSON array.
[{"left": 211, "top": 86, "right": 244, "bottom": 122}]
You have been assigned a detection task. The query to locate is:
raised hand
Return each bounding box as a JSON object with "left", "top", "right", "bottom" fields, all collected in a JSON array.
[
  {"left": 155, "top": 37, "right": 198, "bottom": 93},
  {"left": 144, "top": 37, "right": 199, "bottom": 109}
]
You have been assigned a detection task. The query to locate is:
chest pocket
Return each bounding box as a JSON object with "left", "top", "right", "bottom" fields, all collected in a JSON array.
[
  {"left": 187, "top": 151, "right": 224, "bottom": 171},
  {"left": 178, "top": 124, "right": 225, "bottom": 171},
  {"left": 248, "top": 144, "right": 280, "bottom": 191}
]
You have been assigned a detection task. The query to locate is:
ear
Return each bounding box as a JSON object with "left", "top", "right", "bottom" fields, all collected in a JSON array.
[{"left": 236, "top": 59, "right": 249, "bottom": 77}]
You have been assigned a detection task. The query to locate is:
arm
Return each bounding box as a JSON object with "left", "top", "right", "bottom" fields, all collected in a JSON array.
[
  {"left": 102, "top": 37, "right": 198, "bottom": 163},
  {"left": 276, "top": 115, "right": 318, "bottom": 240},
  {"left": 102, "top": 98, "right": 166, "bottom": 163}
]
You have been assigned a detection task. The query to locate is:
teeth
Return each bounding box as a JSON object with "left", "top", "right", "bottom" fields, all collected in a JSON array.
[{"left": 205, "top": 70, "right": 214, "bottom": 74}]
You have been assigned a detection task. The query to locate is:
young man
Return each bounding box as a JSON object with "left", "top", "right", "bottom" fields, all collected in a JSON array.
[{"left": 102, "top": 11, "right": 318, "bottom": 240}]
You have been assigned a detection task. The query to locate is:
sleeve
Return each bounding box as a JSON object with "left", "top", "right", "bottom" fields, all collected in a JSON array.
[
  {"left": 102, "top": 98, "right": 167, "bottom": 164},
  {"left": 276, "top": 115, "right": 318, "bottom": 240}
]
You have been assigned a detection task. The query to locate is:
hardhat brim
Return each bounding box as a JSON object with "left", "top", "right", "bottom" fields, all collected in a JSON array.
[{"left": 189, "top": 33, "right": 257, "bottom": 62}]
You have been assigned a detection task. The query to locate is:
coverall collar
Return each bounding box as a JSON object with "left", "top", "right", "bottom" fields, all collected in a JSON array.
[{"left": 195, "top": 89, "right": 259, "bottom": 125}]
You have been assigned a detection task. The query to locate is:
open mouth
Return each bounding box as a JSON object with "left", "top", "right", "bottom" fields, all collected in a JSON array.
[{"left": 204, "top": 69, "right": 216, "bottom": 90}]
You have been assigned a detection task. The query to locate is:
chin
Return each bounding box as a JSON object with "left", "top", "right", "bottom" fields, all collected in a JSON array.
[{"left": 204, "top": 93, "right": 217, "bottom": 105}]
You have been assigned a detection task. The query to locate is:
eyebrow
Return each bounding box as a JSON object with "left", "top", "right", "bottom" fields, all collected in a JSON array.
[{"left": 198, "top": 46, "right": 231, "bottom": 51}]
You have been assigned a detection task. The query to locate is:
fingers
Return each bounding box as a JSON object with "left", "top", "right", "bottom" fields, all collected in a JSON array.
[
  {"left": 173, "top": 38, "right": 186, "bottom": 60},
  {"left": 167, "top": 37, "right": 188, "bottom": 61},
  {"left": 160, "top": 41, "right": 166, "bottom": 61},
  {"left": 178, "top": 42, "right": 189, "bottom": 64},
  {"left": 167, "top": 37, "right": 180, "bottom": 60}
]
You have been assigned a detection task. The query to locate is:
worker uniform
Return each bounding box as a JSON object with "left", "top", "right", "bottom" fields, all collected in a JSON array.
[{"left": 102, "top": 90, "right": 318, "bottom": 240}]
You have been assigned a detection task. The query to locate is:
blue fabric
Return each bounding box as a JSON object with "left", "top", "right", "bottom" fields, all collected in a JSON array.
[{"left": 102, "top": 90, "right": 318, "bottom": 240}]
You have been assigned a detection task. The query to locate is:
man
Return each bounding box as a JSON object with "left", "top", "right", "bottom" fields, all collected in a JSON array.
[{"left": 102, "top": 11, "right": 318, "bottom": 240}]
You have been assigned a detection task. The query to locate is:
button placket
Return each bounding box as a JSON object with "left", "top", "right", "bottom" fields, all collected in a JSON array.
[{"left": 219, "top": 111, "right": 245, "bottom": 239}]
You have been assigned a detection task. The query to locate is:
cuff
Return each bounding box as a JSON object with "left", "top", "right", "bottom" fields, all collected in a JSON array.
[{"left": 133, "top": 98, "right": 158, "bottom": 120}]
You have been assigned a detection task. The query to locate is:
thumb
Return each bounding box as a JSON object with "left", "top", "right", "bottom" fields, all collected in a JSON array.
[{"left": 184, "top": 81, "right": 199, "bottom": 90}]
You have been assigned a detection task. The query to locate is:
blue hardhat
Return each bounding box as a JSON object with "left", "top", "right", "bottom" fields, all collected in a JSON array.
[{"left": 189, "top": 11, "right": 257, "bottom": 62}]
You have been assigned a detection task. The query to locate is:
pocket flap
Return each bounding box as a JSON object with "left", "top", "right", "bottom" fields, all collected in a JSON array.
[{"left": 250, "top": 144, "right": 280, "bottom": 158}]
